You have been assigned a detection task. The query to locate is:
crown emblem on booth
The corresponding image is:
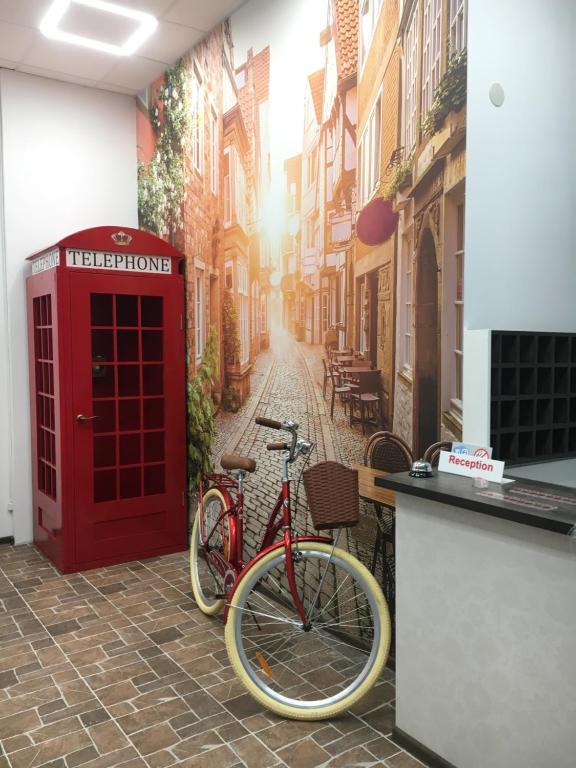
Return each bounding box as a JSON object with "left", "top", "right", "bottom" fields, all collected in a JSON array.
[{"left": 111, "top": 231, "right": 132, "bottom": 246}]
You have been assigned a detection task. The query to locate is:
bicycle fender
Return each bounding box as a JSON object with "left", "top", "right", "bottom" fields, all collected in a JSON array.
[{"left": 222, "top": 535, "right": 333, "bottom": 623}]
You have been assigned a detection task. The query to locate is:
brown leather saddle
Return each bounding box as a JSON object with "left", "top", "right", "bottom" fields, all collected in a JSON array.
[{"left": 220, "top": 453, "right": 257, "bottom": 473}]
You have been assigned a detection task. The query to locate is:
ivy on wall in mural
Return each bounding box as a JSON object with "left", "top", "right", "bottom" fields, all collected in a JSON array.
[
  {"left": 187, "top": 325, "right": 219, "bottom": 493},
  {"left": 138, "top": 58, "right": 190, "bottom": 240},
  {"left": 223, "top": 290, "right": 241, "bottom": 367},
  {"left": 421, "top": 49, "right": 467, "bottom": 138}
]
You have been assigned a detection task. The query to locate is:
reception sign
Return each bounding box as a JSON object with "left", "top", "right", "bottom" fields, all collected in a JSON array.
[{"left": 439, "top": 451, "right": 505, "bottom": 483}]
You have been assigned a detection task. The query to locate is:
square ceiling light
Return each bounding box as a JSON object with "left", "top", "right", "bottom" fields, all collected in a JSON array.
[{"left": 40, "top": 0, "right": 158, "bottom": 56}]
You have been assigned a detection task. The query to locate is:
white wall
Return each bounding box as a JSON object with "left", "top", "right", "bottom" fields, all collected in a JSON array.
[
  {"left": 463, "top": 0, "right": 576, "bottom": 445},
  {"left": 465, "top": 0, "right": 576, "bottom": 332},
  {"left": 0, "top": 70, "right": 138, "bottom": 544},
  {"left": 0, "top": 88, "right": 9, "bottom": 542}
]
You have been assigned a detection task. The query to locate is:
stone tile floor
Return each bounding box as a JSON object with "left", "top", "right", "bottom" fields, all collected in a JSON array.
[{"left": 0, "top": 544, "right": 429, "bottom": 768}]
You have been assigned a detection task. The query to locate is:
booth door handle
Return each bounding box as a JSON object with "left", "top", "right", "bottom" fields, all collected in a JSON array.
[{"left": 76, "top": 414, "right": 100, "bottom": 423}]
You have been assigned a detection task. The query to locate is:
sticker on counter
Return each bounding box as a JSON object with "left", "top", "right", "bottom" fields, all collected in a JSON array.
[
  {"left": 451, "top": 442, "right": 493, "bottom": 458},
  {"left": 438, "top": 450, "right": 505, "bottom": 482},
  {"left": 476, "top": 489, "right": 558, "bottom": 512}
]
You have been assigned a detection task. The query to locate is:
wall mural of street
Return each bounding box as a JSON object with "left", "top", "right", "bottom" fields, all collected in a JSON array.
[{"left": 136, "top": 0, "right": 468, "bottom": 566}]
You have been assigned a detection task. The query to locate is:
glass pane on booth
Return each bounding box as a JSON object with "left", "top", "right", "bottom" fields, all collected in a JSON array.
[
  {"left": 33, "top": 295, "right": 57, "bottom": 500},
  {"left": 90, "top": 293, "right": 166, "bottom": 503},
  {"left": 90, "top": 293, "right": 113, "bottom": 326},
  {"left": 141, "top": 296, "right": 163, "bottom": 327}
]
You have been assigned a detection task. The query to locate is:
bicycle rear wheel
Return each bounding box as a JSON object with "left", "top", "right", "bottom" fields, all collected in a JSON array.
[
  {"left": 225, "top": 541, "right": 390, "bottom": 720},
  {"left": 190, "top": 488, "right": 230, "bottom": 615}
]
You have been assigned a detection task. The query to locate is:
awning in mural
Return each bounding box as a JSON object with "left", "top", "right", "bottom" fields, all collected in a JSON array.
[{"left": 356, "top": 197, "right": 399, "bottom": 246}]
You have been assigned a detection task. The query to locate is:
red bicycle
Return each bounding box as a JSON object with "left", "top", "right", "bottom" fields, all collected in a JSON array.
[{"left": 190, "top": 416, "right": 390, "bottom": 720}]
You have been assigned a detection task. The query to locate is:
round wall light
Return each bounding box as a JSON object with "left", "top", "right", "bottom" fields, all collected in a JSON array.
[{"left": 489, "top": 83, "right": 505, "bottom": 107}]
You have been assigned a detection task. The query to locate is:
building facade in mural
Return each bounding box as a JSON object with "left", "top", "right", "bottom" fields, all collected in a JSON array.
[
  {"left": 236, "top": 46, "right": 272, "bottom": 362},
  {"left": 321, "top": 0, "right": 358, "bottom": 358},
  {"left": 353, "top": 0, "right": 401, "bottom": 431},
  {"left": 393, "top": 0, "right": 467, "bottom": 455},
  {"left": 138, "top": 23, "right": 273, "bottom": 408},
  {"left": 281, "top": 154, "right": 302, "bottom": 337},
  {"left": 283, "top": 0, "right": 358, "bottom": 353},
  {"left": 181, "top": 28, "right": 224, "bottom": 393}
]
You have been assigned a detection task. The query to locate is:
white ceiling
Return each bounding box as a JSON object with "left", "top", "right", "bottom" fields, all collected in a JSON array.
[{"left": 0, "top": 0, "right": 247, "bottom": 95}]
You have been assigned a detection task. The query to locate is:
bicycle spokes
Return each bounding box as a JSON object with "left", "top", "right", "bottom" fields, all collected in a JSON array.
[{"left": 226, "top": 545, "right": 388, "bottom": 711}]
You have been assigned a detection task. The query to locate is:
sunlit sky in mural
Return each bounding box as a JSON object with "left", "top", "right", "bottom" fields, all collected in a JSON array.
[{"left": 231, "top": 0, "right": 327, "bottom": 265}]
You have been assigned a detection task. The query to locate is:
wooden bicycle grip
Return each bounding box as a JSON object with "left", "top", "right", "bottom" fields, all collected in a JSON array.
[{"left": 255, "top": 417, "right": 282, "bottom": 429}]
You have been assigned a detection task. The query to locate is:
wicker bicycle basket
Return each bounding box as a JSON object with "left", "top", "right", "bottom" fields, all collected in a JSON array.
[{"left": 302, "top": 461, "right": 359, "bottom": 530}]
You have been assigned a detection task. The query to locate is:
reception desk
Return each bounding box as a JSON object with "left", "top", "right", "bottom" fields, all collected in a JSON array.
[{"left": 375, "top": 471, "right": 576, "bottom": 768}]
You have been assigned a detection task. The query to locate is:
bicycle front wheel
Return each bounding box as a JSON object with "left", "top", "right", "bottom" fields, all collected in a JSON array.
[
  {"left": 190, "top": 488, "right": 230, "bottom": 615},
  {"left": 225, "top": 541, "right": 390, "bottom": 720}
]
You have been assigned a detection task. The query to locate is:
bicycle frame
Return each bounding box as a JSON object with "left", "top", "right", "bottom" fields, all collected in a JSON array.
[{"left": 200, "top": 459, "right": 331, "bottom": 625}]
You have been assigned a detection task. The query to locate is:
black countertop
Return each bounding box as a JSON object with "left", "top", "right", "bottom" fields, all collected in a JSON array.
[{"left": 375, "top": 471, "right": 576, "bottom": 536}]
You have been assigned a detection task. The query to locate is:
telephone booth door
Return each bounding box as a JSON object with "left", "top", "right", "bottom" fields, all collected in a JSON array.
[
  {"left": 70, "top": 273, "right": 184, "bottom": 565},
  {"left": 27, "top": 226, "right": 187, "bottom": 573}
]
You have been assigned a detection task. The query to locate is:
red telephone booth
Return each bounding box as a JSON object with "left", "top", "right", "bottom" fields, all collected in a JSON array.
[{"left": 26, "top": 226, "right": 187, "bottom": 573}]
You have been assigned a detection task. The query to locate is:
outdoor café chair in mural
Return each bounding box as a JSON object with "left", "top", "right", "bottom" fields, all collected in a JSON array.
[
  {"left": 349, "top": 370, "right": 384, "bottom": 434},
  {"left": 423, "top": 440, "right": 452, "bottom": 467},
  {"left": 323, "top": 327, "right": 338, "bottom": 357},
  {"left": 190, "top": 417, "right": 391, "bottom": 720},
  {"left": 364, "top": 431, "right": 414, "bottom": 473},
  {"left": 324, "top": 360, "right": 352, "bottom": 418},
  {"left": 363, "top": 431, "right": 414, "bottom": 630},
  {"left": 321, "top": 357, "right": 330, "bottom": 398}
]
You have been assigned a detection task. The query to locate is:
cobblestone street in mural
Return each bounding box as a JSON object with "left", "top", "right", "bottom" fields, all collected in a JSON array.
[{"left": 210, "top": 325, "right": 379, "bottom": 570}]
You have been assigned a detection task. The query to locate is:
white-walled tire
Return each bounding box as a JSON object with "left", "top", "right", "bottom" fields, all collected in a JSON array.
[
  {"left": 225, "top": 541, "right": 390, "bottom": 720},
  {"left": 190, "top": 488, "right": 229, "bottom": 615}
]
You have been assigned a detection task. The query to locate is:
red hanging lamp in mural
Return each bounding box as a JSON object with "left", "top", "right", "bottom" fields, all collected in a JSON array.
[{"left": 357, "top": 197, "right": 399, "bottom": 246}]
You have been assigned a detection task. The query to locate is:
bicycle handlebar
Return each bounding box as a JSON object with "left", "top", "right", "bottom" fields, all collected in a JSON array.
[
  {"left": 255, "top": 417, "right": 282, "bottom": 430},
  {"left": 256, "top": 417, "right": 309, "bottom": 463}
]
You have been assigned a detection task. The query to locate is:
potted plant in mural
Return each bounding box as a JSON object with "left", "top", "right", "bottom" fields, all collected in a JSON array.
[
  {"left": 138, "top": 59, "right": 190, "bottom": 244},
  {"left": 382, "top": 153, "right": 414, "bottom": 201},
  {"left": 187, "top": 326, "right": 219, "bottom": 495},
  {"left": 421, "top": 49, "right": 467, "bottom": 138}
]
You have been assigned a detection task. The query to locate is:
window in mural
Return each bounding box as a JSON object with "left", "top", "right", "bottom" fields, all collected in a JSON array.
[
  {"left": 450, "top": 0, "right": 468, "bottom": 53},
  {"left": 195, "top": 266, "right": 204, "bottom": 361},
  {"left": 251, "top": 282, "right": 258, "bottom": 341},
  {"left": 453, "top": 203, "right": 465, "bottom": 412},
  {"left": 422, "top": 0, "right": 443, "bottom": 117},
  {"left": 190, "top": 69, "right": 203, "bottom": 174},
  {"left": 260, "top": 294, "right": 268, "bottom": 334},
  {"left": 359, "top": 280, "right": 368, "bottom": 354},
  {"left": 238, "top": 263, "right": 249, "bottom": 364},
  {"left": 223, "top": 149, "right": 231, "bottom": 226},
  {"left": 360, "top": 0, "right": 383, "bottom": 68},
  {"left": 210, "top": 107, "right": 218, "bottom": 194},
  {"left": 224, "top": 260, "right": 233, "bottom": 291},
  {"left": 359, "top": 93, "right": 381, "bottom": 206},
  {"left": 307, "top": 146, "right": 319, "bottom": 188},
  {"left": 402, "top": 238, "right": 413, "bottom": 373},
  {"left": 404, "top": 6, "right": 419, "bottom": 151},
  {"left": 321, "top": 292, "right": 328, "bottom": 336}
]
